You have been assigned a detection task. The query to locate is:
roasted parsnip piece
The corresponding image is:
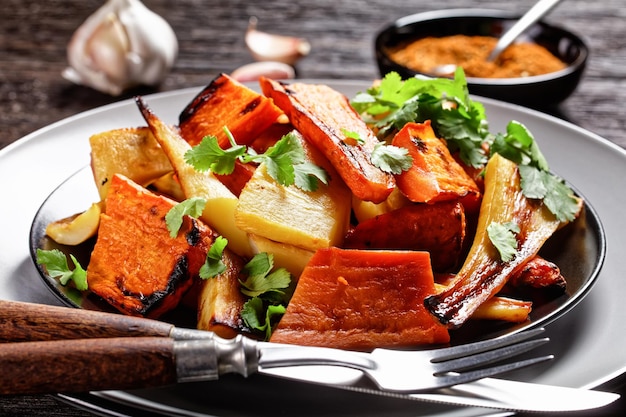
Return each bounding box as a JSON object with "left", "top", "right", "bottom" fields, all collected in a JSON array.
[{"left": 425, "top": 154, "right": 568, "bottom": 328}]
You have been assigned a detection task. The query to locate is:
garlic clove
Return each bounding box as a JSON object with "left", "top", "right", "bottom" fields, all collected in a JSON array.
[
  {"left": 245, "top": 16, "right": 311, "bottom": 66},
  {"left": 230, "top": 61, "right": 296, "bottom": 83},
  {"left": 63, "top": 0, "right": 178, "bottom": 96}
]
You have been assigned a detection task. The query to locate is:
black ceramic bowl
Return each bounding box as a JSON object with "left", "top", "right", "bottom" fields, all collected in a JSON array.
[{"left": 375, "top": 9, "right": 589, "bottom": 106}]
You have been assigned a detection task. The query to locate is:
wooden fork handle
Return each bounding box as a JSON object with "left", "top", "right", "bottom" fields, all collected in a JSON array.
[
  {"left": 0, "top": 300, "right": 174, "bottom": 342},
  {"left": 0, "top": 337, "right": 177, "bottom": 395}
]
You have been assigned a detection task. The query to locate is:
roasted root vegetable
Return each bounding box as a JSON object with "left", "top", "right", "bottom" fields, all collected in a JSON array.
[
  {"left": 235, "top": 130, "right": 352, "bottom": 252},
  {"left": 425, "top": 154, "right": 568, "bottom": 328},
  {"left": 87, "top": 174, "right": 215, "bottom": 318},
  {"left": 343, "top": 201, "right": 466, "bottom": 272},
  {"left": 90, "top": 127, "right": 173, "bottom": 200},
  {"left": 260, "top": 77, "right": 395, "bottom": 203},
  {"left": 270, "top": 247, "right": 450, "bottom": 350},
  {"left": 136, "top": 97, "right": 253, "bottom": 258},
  {"left": 197, "top": 246, "right": 250, "bottom": 338},
  {"left": 508, "top": 255, "right": 567, "bottom": 293},
  {"left": 178, "top": 73, "right": 284, "bottom": 147},
  {"left": 45, "top": 202, "right": 103, "bottom": 246},
  {"left": 391, "top": 121, "right": 480, "bottom": 206},
  {"left": 470, "top": 296, "right": 533, "bottom": 323}
]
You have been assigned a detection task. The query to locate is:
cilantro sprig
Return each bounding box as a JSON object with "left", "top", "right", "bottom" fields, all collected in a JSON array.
[
  {"left": 36, "top": 248, "right": 88, "bottom": 291},
  {"left": 185, "top": 128, "right": 328, "bottom": 192},
  {"left": 239, "top": 252, "right": 292, "bottom": 340},
  {"left": 199, "top": 236, "right": 229, "bottom": 279},
  {"left": 351, "top": 69, "right": 490, "bottom": 168},
  {"left": 352, "top": 70, "right": 579, "bottom": 223}
]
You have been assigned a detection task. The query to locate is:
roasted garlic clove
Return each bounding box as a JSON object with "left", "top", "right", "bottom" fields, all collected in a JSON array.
[
  {"left": 63, "top": 0, "right": 178, "bottom": 96},
  {"left": 245, "top": 16, "right": 310, "bottom": 65}
]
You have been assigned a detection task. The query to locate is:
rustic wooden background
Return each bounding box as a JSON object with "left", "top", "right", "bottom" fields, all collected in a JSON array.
[{"left": 1, "top": 0, "right": 625, "bottom": 415}]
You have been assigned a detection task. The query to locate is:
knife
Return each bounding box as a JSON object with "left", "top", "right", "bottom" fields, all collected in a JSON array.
[{"left": 0, "top": 300, "right": 619, "bottom": 412}]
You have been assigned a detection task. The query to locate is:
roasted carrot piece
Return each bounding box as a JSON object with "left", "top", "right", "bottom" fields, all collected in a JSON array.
[
  {"left": 391, "top": 121, "right": 480, "bottom": 205},
  {"left": 178, "top": 73, "right": 284, "bottom": 147},
  {"left": 342, "top": 201, "right": 466, "bottom": 272},
  {"left": 259, "top": 77, "right": 395, "bottom": 204},
  {"left": 270, "top": 247, "right": 450, "bottom": 350},
  {"left": 87, "top": 174, "right": 215, "bottom": 318}
]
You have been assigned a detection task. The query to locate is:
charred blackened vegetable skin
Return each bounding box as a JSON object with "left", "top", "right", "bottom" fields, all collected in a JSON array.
[{"left": 425, "top": 154, "right": 566, "bottom": 328}]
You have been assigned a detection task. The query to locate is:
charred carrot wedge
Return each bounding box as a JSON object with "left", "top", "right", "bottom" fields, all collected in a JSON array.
[
  {"left": 260, "top": 77, "right": 395, "bottom": 203},
  {"left": 271, "top": 247, "right": 450, "bottom": 350},
  {"left": 392, "top": 121, "right": 480, "bottom": 205},
  {"left": 343, "top": 201, "right": 466, "bottom": 272},
  {"left": 178, "top": 73, "right": 284, "bottom": 147}
]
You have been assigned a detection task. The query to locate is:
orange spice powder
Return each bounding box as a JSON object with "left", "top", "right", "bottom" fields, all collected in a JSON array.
[{"left": 387, "top": 35, "right": 566, "bottom": 78}]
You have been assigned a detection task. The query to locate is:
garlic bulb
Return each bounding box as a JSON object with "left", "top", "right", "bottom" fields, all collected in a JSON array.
[
  {"left": 63, "top": 0, "right": 178, "bottom": 96},
  {"left": 245, "top": 17, "right": 310, "bottom": 66}
]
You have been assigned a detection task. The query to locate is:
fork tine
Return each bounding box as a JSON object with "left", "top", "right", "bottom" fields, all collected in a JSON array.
[
  {"left": 433, "top": 336, "right": 550, "bottom": 374},
  {"left": 431, "top": 327, "right": 546, "bottom": 362},
  {"left": 434, "top": 354, "right": 554, "bottom": 388}
]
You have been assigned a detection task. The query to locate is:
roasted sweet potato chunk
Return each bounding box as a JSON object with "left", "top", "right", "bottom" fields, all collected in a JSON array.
[
  {"left": 178, "top": 73, "right": 284, "bottom": 147},
  {"left": 260, "top": 77, "right": 395, "bottom": 203},
  {"left": 391, "top": 121, "right": 480, "bottom": 205},
  {"left": 87, "top": 174, "right": 215, "bottom": 318},
  {"left": 270, "top": 247, "right": 450, "bottom": 350},
  {"left": 343, "top": 201, "right": 466, "bottom": 272}
]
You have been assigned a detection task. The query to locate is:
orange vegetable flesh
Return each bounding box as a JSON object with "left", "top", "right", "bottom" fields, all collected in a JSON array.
[
  {"left": 87, "top": 174, "right": 215, "bottom": 318},
  {"left": 178, "top": 73, "right": 284, "bottom": 147},
  {"left": 270, "top": 247, "right": 450, "bottom": 350},
  {"left": 392, "top": 121, "right": 480, "bottom": 204},
  {"left": 259, "top": 77, "right": 395, "bottom": 204},
  {"left": 343, "top": 201, "right": 466, "bottom": 272}
]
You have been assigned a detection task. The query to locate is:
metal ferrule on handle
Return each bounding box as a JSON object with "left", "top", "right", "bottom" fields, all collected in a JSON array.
[{"left": 174, "top": 334, "right": 260, "bottom": 383}]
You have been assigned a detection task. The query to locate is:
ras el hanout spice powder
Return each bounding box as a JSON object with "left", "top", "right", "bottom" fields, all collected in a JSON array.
[{"left": 387, "top": 35, "right": 566, "bottom": 78}]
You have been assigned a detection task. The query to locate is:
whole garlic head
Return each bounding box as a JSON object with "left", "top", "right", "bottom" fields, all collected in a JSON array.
[{"left": 63, "top": 0, "right": 178, "bottom": 96}]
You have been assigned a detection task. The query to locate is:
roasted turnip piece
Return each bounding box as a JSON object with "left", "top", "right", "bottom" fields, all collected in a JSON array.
[
  {"left": 425, "top": 154, "right": 566, "bottom": 328},
  {"left": 260, "top": 77, "right": 395, "bottom": 203},
  {"left": 271, "top": 247, "right": 450, "bottom": 350}
]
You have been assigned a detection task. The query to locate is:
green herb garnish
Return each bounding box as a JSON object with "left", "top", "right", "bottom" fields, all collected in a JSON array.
[
  {"left": 370, "top": 142, "right": 413, "bottom": 174},
  {"left": 165, "top": 197, "right": 207, "bottom": 238},
  {"left": 351, "top": 69, "right": 490, "bottom": 168},
  {"left": 486, "top": 222, "right": 520, "bottom": 262},
  {"left": 185, "top": 128, "right": 328, "bottom": 192},
  {"left": 199, "top": 236, "right": 229, "bottom": 279},
  {"left": 36, "top": 248, "right": 88, "bottom": 291}
]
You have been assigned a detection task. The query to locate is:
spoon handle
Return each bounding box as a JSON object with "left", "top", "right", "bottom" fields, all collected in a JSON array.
[
  {"left": 0, "top": 299, "right": 174, "bottom": 341},
  {"left": 488, "top": 0, "right": 563, "bottom": 61}
]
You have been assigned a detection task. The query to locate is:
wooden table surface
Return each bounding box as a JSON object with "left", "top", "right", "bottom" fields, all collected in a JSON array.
[{"left": 1, "top": 0, "right": 625, "bottom": 415}]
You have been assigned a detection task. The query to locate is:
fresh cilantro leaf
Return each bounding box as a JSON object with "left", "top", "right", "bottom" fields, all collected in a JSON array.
[
  {"left": 241, "top": 297, "right": 286, "bottom": 340},
  {"left": 520, "top": 167, "right": 579, "bottom": 222},
  {"left": 491, "top": 121, "right": 548, "bottom": 170},
  {"left": 340, "top": 128, "right": 365, "bottom": 145},
  {"left": 351, "top": 69, "right": 490, "bottom": 168},
  {"left": 240, "top": 253, "right": 291, "bottom": 298},
  {"left": 486, "top": 222, "right": 520, "bottom": 262},
  {"left": 165, "top": 197, "right": 207, "bottom": 238},
  {"left": 370, "top": 142, "right": 413, "bottom": 174},
  {"left": 36, "top": 248, "right": 88, "bottom": 291},
  {"left": 294, "top": 161, "right": 329, "bottom": 191},
  {"left": 199, "top": 236, "right": 229, "bottom": 279},
  {"left": 184, "top": 134, "right": 246, "bottom": 175}
]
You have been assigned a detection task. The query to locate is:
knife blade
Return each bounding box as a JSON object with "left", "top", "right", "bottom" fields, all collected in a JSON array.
[{"left": 262, "top": 366, "right": 620, "bottom": 413}]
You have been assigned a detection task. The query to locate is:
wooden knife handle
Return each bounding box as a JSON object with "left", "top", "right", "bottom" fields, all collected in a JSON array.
[
  {"left": 0, "top": 337, "right": 177, "bottom": 395},
  {"left": 0, "top": 300, "right": 174, "bottom": 342}
]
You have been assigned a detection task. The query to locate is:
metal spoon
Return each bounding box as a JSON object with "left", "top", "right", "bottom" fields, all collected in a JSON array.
[{"left": 431, "top": 0, "right": 563, "bottom": 76}]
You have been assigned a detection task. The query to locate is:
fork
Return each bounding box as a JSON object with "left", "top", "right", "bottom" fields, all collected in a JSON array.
[{"left": 0, "top": 300, "right": 551, "bottom": 395}]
